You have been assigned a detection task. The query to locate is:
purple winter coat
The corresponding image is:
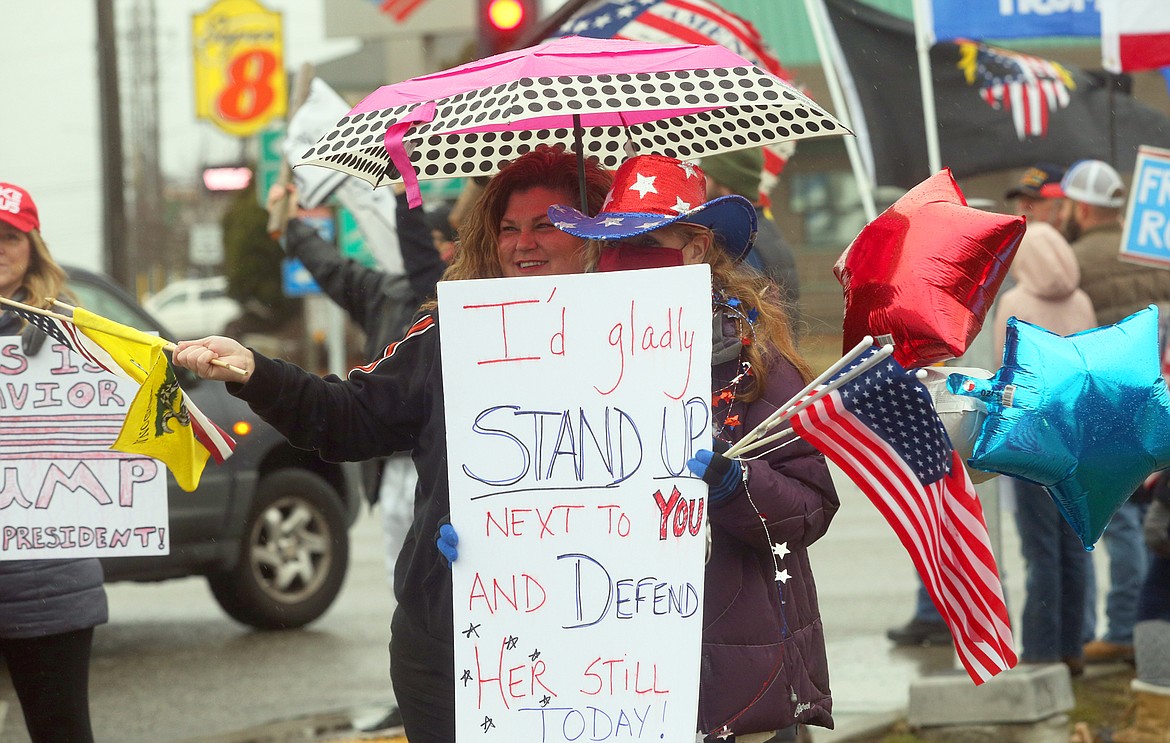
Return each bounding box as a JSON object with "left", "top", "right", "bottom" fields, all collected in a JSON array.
[{"left": 698, "top": 329, "right": 839, "bottom": 737}]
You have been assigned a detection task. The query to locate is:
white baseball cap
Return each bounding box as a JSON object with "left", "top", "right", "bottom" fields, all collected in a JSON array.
[{"left": 1061, "top": 159, "right": 1126, "bottom": 208}]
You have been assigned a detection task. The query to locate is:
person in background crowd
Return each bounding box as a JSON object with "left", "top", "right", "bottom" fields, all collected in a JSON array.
[
  {"left": 267, "top": 179, "right": 450, "bottom": 731},
  {"left": 702, "top": 148, "right": 803, "bottom": 333},
  {"left": 993, "top": 222, "right": 1096, "bottom": 677},
  {"left": 1062, "top": 159, "right": 1170, "bottom": 665},
  {"left": 426, "top": 202, "right": 458, "bottom": 263},
  {"left": 1004, "top": 163, "right": 1066, "bottom": 229},
  {"left": 0, "top": 182, "right": 107, "bottom": 743},
  {"left": 172, "top": 146, "right": 614, "bottom": 743},
  {"left": 549, "top": 154, "right": 838, "bottom": 743}
]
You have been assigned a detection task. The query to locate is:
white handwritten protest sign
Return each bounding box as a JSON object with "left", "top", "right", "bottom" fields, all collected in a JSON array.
[
  {"left": 0, "top": 337, "right": 168, "bottom": 559},
  {"left": 439, "top": 265, "right": 712, "bottom": 742}
]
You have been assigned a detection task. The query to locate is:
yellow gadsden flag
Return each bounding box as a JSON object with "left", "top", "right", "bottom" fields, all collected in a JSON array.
[{"left": 70, "top": 308, "right": 210, "bottom": 492}]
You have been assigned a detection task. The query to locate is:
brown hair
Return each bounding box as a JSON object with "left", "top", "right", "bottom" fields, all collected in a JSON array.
[
  {"left": 22, "top": 229, "right": 70, "bottom": 309},
  {"left": 433, "top": 145, "right": 613, "bottom": 291}
]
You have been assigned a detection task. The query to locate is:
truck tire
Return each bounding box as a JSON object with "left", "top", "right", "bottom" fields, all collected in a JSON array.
[{"left": 208, "top": 469, "right": 349, "bottom": 629}]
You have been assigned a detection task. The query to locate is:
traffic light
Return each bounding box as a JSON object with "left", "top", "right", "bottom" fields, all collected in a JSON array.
[{"left": 478, "top": 0, "right": 537, "bottom": 57}]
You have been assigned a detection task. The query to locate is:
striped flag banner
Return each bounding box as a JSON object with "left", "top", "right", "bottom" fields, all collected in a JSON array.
[
  {"left": 963, "top": 44, "right": 1073, "bottom": 141},
  {"left": 375, "top": 0, "right": 428, "bottom": 24},
  {"left": 789, "top": 348, "right": 1016, "bottom": 684},
  {"left": 555, "top": 0, "right": 801, "bottom": 203},
  {"left": 0, "top": 413, "right": 128, "bottom": 460},
  {"left": 1102, "top": 0, "right": 1170, "bottom": 73}
]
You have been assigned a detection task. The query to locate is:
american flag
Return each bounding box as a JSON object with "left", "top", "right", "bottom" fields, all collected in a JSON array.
[
  {"left": 556, "top": 0, "right": 800, "bottom": 202},
  {"left": 789, "top": 349, "right": 1017, "bottom": 684},
  {"left": 374, "top": 0, "right": 428, "bottom": 24},
  {"left": 957, "top": 41, "right": 1073, "bottom": 141}
]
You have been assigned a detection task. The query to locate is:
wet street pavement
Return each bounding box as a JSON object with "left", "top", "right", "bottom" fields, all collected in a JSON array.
[{"left": 1, "top": 465, "right": 1046, "bottom": 742}]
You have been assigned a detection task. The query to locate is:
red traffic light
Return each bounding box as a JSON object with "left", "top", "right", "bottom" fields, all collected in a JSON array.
[
  {"left": 487, "top": 0, "right": 525, "bottom": 30},
  {"left": 479, "top": 0, "right": 535, "bottom": 57}
]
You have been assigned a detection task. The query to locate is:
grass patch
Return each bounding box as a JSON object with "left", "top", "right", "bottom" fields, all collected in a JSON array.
[{"left": 832, "top": 666, "right": 1135, "bottom": 743}]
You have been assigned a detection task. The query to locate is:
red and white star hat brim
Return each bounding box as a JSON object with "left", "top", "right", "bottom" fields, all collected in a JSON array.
[{"left": 547, "top": 154, "right": 758, "bottom": 260}]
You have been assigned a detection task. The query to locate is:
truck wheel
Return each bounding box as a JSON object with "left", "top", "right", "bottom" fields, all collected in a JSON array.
[{"left": 208, "top": 469, "right": 349, "bottom": 629}]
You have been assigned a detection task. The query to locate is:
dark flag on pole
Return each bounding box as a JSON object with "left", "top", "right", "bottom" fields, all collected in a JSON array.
[{"left": 822, "top": 0, "right": 1170, "bottom": 190}]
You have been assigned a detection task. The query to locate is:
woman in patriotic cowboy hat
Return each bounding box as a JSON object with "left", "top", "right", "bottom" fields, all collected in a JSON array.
[{"left": 552, "top": 155, "right": 840, "bottom": 743}]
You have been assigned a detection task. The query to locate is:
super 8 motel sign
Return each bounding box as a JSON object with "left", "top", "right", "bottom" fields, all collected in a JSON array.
[{"left": 193, "top": 0, "right": 288, "bottom": 138}]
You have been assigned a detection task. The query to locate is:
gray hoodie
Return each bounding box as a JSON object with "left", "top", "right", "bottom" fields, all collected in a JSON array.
[{"left": 993, "top": 222, "right": 1098, "bottom": 357}]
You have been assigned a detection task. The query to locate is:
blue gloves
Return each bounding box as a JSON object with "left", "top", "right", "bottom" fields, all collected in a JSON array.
[
  {"left": 436, "top": 522, "right": 459, "bottom": 567},
  {"left": 687, "top": 443, "right": 743, "bottom": 503}
]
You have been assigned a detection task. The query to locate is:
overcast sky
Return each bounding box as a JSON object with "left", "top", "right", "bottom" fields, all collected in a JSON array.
[{"left": 2, "top": 1, "right": 360, "bottom": 270}]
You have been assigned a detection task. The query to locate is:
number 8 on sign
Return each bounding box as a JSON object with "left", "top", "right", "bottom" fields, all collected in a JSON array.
[{"left": 192, "top": 0, "right": 288, "bottom": 138}]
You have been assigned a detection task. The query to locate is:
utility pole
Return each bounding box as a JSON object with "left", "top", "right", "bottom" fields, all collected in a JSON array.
[
  {"left": 96, "top": 0, "right": 130, "bottom": 289},
  {"left": 127, "top": 0, "right": 166, "bottom": 295}
]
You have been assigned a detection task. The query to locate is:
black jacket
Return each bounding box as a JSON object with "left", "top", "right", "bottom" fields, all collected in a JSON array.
[
  {"left": 283, "top": 193, "right": 447, "bottom": 501},
  {"left": 231, "top": 312, "right": 451, "bottom": 639},
  {"left": 284, "top": 191, "right": 447, "bottom": 361}
]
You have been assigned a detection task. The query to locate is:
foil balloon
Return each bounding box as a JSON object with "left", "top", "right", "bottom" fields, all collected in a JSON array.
[
  {"left": 836, "top": 170, "right": 1026, "bottom": 368},
  {"left": 948, "top": 306, "right": 1170, "bottom": 550},
  {"left": 920, "top": 366, "right": 997, "bottom": 484}
]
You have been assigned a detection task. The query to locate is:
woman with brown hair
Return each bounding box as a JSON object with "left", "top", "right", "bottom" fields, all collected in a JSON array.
[
  {"left": 550, "top": 155, "right": 839, "bottom": 742},
  {"left": 172, "top": 146, "right": 613, "bottom": 743}
]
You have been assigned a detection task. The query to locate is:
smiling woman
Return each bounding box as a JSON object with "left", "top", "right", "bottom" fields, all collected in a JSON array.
[
  {"left": 440, "top": 145, "right": 613, "bottom": 287},
  {"left": 169, "top": 146, "right": 614, "bottom": 743},
  {"left": 496, "top": 186, "right": 589, "bottom": 277}
]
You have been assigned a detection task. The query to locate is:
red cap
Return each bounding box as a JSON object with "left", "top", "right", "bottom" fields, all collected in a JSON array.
[{"left": 0, "top": 183, "right": 40, "bottom": 233}]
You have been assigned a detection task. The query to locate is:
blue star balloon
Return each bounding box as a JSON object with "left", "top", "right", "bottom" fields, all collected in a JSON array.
[{"left": 947, "top": 305, "right": 1170, "bottom": 550}]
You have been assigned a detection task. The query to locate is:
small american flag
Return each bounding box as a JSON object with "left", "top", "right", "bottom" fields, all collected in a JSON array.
[
  {"left": 957, "top": 41, "right": 1073, "bottom": 141},
  {"left": 556, "top": 0, "right": 800, "bottom": 203},
  {"left": 790, "top": 349, "right": 1017, "bottom": 684},
  {"left": 374, "top": 0, "right": 428, "bottom": 24}
]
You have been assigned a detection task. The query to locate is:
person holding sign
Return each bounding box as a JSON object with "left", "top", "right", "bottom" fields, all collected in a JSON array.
[
  {"left": 548, "top": 155, "right": 839, "bottom": 742},
  {"left": 0, "top": 183, "right": 107, "bottom": 743},
  {"left": 172, "top": 146, "right": 613, "bottom": 743}
]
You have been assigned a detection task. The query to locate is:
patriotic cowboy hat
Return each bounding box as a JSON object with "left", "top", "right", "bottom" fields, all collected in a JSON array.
[{"left": 548, "top": 154, "right": 758, "bottom": 260}]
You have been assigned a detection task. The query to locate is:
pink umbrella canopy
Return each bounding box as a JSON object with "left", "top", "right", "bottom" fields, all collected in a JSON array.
[
  {"left": 296, "top": 36, "right": 847, "bottom": 206},
  {"left": 552, "top": 0, "right": 807, "bottom": 205}
]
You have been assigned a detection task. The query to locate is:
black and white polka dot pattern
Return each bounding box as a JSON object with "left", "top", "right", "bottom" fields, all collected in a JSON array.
[{"left": 296, "top": 66, "right": 845, "bottom": 186}]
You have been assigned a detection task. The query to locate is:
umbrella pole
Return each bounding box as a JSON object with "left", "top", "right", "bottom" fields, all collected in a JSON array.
[{"left": 573, "top": 114, "right": 587, "bottom": 213}]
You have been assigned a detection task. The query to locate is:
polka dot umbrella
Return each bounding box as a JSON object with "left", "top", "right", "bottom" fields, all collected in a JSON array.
[{"left": 295, "top": 35, "right": 848, "bottom": 208}]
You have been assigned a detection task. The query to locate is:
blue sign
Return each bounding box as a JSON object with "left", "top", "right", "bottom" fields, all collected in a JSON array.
[
  {"left": 282, "top": 258, "right": 321, "bottom": 296},
  {"left": 281, "top": 213, "right": 334, "bottom": 296},
  {"left": 932, "top": 0, "right": 1100, "bottom": 41},
  {"left": 1120, "top": 147, "right": 1170, "bottom": 270}
]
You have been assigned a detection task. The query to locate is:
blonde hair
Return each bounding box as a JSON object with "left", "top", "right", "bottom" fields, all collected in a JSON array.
[
  {"left": 593, "top": 223, "right": 811, "bottom": 402},
  {"left": 22, "top": 229, "right": 70, "bottom": 309}
]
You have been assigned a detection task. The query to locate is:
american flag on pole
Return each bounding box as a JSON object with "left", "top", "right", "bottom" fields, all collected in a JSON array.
[
  {"left": 957, "top": 42, "right": 1073, "bottom": 141},
  {"left": 373, "top": 0, "right": 428, "bottom": 24},
  {"left": 555, "top": 0, "right": 800, "bottom": 202},
  {"left": 789, "top": 349, "right": 1017, "bottom": 684}
]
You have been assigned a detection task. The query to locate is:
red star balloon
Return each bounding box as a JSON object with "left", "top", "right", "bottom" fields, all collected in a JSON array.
[{"left": 835, "top": 170, "right": 1026, "bottom": 368}]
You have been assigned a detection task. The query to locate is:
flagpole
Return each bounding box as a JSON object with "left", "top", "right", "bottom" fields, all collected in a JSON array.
[
  {"left": 726, "top": 334, "right": 874, "bottom": 458},
  {"left": 912, "top": 0, "right": 942, "bottom": 173},
  {"left": 803, "top": 0, "right": 877, "bottom": 221},
  {"left": 728, "top": 344, "right": 894, "bottom": 458}
]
